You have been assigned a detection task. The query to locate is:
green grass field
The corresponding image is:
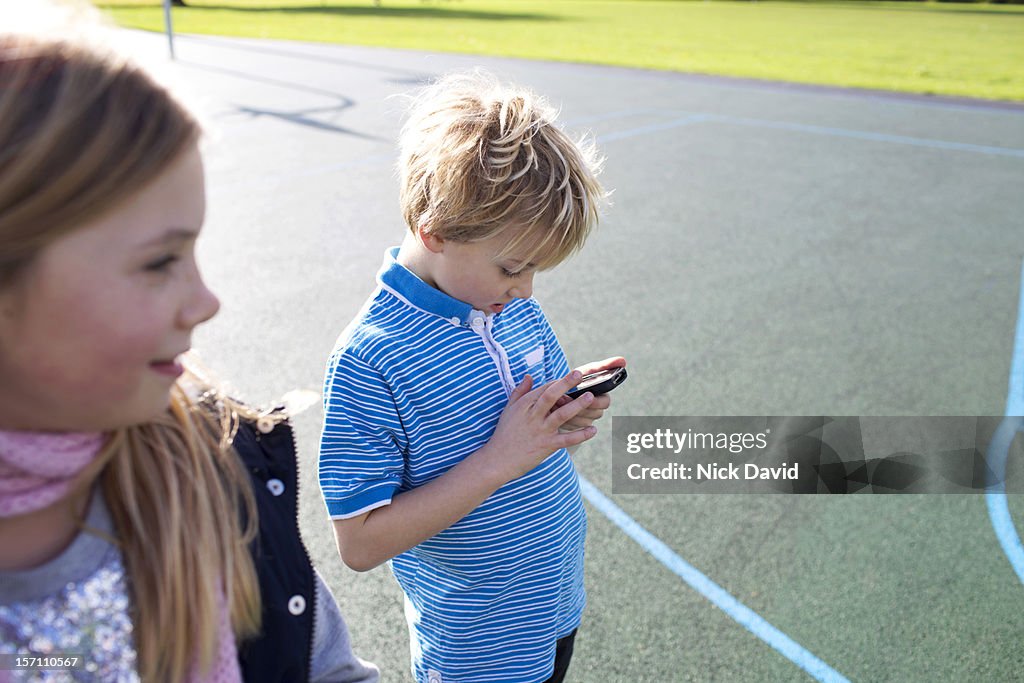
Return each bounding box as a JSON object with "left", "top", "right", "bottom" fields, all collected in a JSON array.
[{"left": 97, "top": 0, "right": 1024, "bottom": 102}]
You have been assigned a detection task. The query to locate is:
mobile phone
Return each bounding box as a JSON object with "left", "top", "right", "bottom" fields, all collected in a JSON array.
[{"left": 566, "top": 367, "right": 627, "bottom": 400}]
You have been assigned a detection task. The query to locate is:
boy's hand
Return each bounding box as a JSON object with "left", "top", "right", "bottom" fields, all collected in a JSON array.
[
  {"left": 554, "top": 357, "right": 626, "bottom": 431},
  {"left": 333, "top": 370, "right": 603, "bottom": 572},
  {"left": 482, "top": 371, "right": 598, "bottom": 482}
]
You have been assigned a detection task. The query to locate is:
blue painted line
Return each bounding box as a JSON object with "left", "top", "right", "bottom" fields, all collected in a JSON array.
[
  {"left": 985, "top": 418, "right": 1024, "bottom": 586},
  {"left": 564, "top": 109, "right": 656, "bottom": 127},
  {"left": 596, "top": 114, "right": 710, "bottom": 143},
  {"left": 986, "top": 258, "right": 1024, "bottom": 587},
  {"left": 577, "top": 475, "right": 850, "bottom": 682},
  {"left": 1007, "top": 259, "right": 1024, "bottom": 418},
  {"left": 704, "top": 113, "right": 1024, "bottom": 159},
  {"left": 595, "top": 109, "right": 1024, "bottom": 158}
]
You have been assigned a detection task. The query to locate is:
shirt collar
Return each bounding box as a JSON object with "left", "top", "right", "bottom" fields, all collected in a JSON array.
[{"left": 377, "top": 247, "right": 487, "bottom": 327}]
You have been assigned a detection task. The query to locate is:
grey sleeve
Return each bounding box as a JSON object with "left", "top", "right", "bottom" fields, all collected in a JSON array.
[{"left": 310, "top": 569, "right": 380, "bottom": 683}]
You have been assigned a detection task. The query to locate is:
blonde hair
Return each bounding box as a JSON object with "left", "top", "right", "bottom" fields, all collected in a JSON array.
[
  {"left": 399, "top": 71, "right": 607, "bottom": 270},
  {"left": 0, "top": 34, "right": 262, "bottom": 680}
]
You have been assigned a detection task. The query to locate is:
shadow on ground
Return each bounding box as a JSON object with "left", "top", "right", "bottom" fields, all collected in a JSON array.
[{"left": 104, "top": 2, "right": 564, "bottom": 22}]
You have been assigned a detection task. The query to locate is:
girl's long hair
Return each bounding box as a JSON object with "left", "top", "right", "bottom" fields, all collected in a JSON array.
[{"left": 0, "top": 33, "right": 262, "bottom": 680}]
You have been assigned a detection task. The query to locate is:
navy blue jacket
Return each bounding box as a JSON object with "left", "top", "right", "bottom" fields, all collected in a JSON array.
[{"left": 233, "top": 417, "right": 315, "bottom": 682}]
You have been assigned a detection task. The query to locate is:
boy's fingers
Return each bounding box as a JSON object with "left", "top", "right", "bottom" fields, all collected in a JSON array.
[
  {"left": 546, "top": 392, "right": 594, "bottom": 428},
  {"left": 555, "top": 425, "right": 597, "bottom": 450},
  {"left": 550, "top": 392, "right": 607, "bottom": 421},
  {"left": 522, "top": 383, "right": 553, "bottom": 409},
  {"left": 509, "top": 374, "right": 533, "bottom": 402},
  {"left": 533, "top": 371, "right": 583, "bottom": 413},
  {"left": 575, "top": 407, "right": 604, "bottom": 421},
  {"left": 574, "top": 356, "right": 626, "bottom": 376},
  {"left": 551, "top": 395, "right": 572, "bottom": 410}
]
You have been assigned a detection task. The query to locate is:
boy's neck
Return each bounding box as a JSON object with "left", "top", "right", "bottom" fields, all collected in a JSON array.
[{"left": 396, "top": 232, "right": 439, "bottom": 290}]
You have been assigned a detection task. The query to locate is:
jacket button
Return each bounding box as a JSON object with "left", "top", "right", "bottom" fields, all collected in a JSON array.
[
  {"left": 256, "top": 416, "right": 275, "bottom": 434},
  {"left": 266, "top": 479, "right": 285, "bottom": 496},
  {"left": 288, "top": 595, "right": 306, "bottom": 616}
]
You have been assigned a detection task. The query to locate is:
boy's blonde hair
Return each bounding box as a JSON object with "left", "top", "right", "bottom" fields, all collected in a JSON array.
[
  {"left": 399, "top": 71, "right": 606, "bottom": 270},
  {"left": 0, "top": 33, "right": 262, "bottom": 680}
]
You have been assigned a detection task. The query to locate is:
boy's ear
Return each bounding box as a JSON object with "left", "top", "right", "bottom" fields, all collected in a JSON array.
[{"left": 417, "top": 221, "right": 445, "bottom": 254}]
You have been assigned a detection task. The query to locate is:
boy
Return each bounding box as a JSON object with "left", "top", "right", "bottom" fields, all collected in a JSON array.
[{"left": 319, "top": 72, "right": 623, "bottom": 683}]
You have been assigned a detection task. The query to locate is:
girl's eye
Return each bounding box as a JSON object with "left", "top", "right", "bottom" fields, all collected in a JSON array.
[
  {"left": 144, "top": 255, "right": 180, "bottom": 272},
  {"left": 502, "top": 268, "right": 524, "bottom": 279}
]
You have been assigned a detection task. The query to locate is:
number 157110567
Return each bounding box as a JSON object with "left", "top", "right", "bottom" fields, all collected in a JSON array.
[{"left": 1, "top": 655, "right": 84, "bottom": 671}]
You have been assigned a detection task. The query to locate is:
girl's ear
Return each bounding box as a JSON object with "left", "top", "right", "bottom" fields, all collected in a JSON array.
[{"left": 417, "top": 221, "right": 445, "bottom": 254}]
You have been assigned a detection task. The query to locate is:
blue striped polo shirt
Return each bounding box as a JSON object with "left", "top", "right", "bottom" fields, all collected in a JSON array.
[{"left": 319, "top": 247, "right": 587, "bottom": 683}]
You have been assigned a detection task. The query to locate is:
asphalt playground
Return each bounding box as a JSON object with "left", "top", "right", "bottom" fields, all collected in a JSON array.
[{"left": 115, "top": 27, "right": 1024, "bottom": 682}]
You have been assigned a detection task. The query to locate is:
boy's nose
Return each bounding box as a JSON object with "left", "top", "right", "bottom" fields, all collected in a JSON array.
[{"left": 509, "top": 274, "right": 534, "bottom": 300}]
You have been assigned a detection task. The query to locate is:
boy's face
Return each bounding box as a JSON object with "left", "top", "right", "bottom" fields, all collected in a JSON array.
[{"left": 428, "top": 231, "right": 539, "bottom": 314}]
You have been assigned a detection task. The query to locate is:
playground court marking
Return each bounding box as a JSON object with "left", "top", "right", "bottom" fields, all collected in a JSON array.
[
  {"left": 986, "top": 258, "right": 1024, "bottom": 587},
  {"left": 577, "top": 476, "right": 851, "bottom": 682}
]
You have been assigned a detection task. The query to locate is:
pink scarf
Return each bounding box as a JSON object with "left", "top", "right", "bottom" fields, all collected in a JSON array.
[
  {"left": 0, "top": 430, "right": 105, "bottom": 518},
  {"left": 0, "top": 430, "right": 242, "bottom": 683},
  {"left": 190, "top": 587, "right": 243, "bottom": 683}
]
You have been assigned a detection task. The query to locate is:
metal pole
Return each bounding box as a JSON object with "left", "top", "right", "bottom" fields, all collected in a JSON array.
[{"left": 163, "top": 0, "right": 176, "bottom": 60}]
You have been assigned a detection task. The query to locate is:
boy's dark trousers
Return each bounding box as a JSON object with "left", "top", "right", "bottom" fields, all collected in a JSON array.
[{"left": 543, "top": 629, "right": 578, "bottom": 683}]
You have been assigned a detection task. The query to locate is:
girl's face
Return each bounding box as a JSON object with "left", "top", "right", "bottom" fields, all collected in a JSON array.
[{"left": 0, "top": 144, "right": 220, "bottom": 432}]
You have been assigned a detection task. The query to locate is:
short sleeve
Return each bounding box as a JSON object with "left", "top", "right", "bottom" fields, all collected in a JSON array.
[{"left": 319, "top": 350, "right": 406, "bottom": 519}]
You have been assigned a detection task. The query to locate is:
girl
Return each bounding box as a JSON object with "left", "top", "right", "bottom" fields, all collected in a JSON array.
[{"left": 0, "top": 31, "right": 378, "bottom": 683}]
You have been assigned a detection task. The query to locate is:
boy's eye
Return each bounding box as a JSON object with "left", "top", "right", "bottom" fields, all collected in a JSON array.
[
  {"left": 144, "top": 254, "right": 180, "bottom": 272},
  {"left": 501, "top": 267, "right": 525, "bottom": 279}
]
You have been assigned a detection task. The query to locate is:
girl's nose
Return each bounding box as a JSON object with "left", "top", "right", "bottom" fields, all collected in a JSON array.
[{"left": 178, "top": 271, "right": 220, "bottom": 330}]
